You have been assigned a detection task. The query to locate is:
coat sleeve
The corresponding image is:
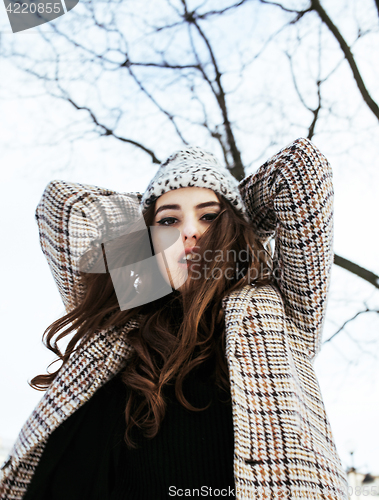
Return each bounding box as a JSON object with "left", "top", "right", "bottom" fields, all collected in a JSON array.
[
  {"left": 35, "top": 180, "right": 141, "bottom": 313},
  {"left": 238, "top": 138, "right": 334, "bottom": 359}
]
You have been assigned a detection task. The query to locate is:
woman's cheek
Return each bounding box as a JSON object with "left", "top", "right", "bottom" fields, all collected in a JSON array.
[
  {"left": 164, "top": 247, "right": 188, "bottom": 290},
  {"left": 151, "top": 227, "right": 188, "bottom": 290}
]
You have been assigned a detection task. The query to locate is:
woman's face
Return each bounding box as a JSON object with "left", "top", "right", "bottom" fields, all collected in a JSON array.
[{"left": 151, "top": 187, "right": 221, "bottom": 291}]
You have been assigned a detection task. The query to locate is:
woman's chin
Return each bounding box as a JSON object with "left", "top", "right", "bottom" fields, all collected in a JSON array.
[{"left": 171, "top": 273, "right": 190, "bottom": 292}]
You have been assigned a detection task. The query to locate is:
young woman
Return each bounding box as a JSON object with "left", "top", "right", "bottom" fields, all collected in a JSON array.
[{"left": 0, "top": 138, "right": 349, "bottom": 499}]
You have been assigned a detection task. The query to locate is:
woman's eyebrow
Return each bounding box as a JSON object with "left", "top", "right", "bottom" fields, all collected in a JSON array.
[
  {"left": 155, "top": 201, "right": 220, "bottom": 217},
  {"left": 155, "top": 204, "right": 181, "bottom": 216},
  {"left": 195, "top": 201, "right": 221, "bottom": 210}
]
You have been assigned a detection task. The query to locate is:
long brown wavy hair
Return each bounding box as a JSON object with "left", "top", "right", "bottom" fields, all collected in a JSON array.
[{"left": 31, "top": 192, "right": 272, "bottom": 447}]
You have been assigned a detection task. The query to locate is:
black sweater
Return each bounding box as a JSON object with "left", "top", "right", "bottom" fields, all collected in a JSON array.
[{"left": 24, "top": 359, "right": 235, "bottom": 500}]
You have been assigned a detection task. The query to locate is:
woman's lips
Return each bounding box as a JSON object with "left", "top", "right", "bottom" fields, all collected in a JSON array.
[
  {"left": 177, "top": 261, "right": 190, "bottom": 269},
  {"left": 175, "top": 247, "right": 201, "bottom": 273},
  {"left": 178, "top": 246, "right": 200, "bottom": 262}
]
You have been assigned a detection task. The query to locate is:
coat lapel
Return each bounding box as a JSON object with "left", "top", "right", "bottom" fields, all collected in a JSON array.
[{"left": 222, "top": 284, "right": 305, "bottom": 495}]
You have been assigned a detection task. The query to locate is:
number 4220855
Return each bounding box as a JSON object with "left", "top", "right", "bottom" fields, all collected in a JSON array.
[{"left": 6, "top": 3, "right": 62, "bottom": 14}]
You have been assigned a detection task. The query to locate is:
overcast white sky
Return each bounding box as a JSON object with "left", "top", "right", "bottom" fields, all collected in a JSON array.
[{"left": 0, "top": 0, "right": 378, "bottom": 476}]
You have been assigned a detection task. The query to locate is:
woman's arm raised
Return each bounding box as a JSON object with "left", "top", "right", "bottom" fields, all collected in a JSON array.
[
  {"left": 239, "top": 138, "right": 334, "bottom": 360},
  {"left": 35, "top": 180, "right": 141, "bottom": 313}
]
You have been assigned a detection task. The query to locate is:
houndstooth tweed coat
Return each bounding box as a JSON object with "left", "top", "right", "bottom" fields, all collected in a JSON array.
[{"left": 0, "top": 138, "right": 349, "bottom": 499}]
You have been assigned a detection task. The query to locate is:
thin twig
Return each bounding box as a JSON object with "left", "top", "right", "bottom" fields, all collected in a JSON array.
[
  {"left": 324, "top": 308, "right": 379, "bottom": 344},
  {"left": 311, "top": 0, "right": 379, "bottom": 122},
  {"left": 66, "top": 97, "right": 161, "bottom": 164}
]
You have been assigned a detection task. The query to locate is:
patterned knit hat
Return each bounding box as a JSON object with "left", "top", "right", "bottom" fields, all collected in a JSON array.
[{"left": 140, "top": 146, "right": 249, "bottom": 221}]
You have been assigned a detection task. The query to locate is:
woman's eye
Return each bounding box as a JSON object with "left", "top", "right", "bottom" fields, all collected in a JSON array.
[
  {"left": 201, "top": 212, "right": 220, "bottom": 221},
  {"left": 156, "top": 217, "right": 177, "bottom": 226}
]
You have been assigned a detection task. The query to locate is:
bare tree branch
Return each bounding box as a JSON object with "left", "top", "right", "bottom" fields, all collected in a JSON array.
[
  {"left": 311, "top": 0, "right": 379, "bottom": 122},
  {"left": 307, "top": 82, "right": 321, "bottom": 140},
  {"left": 263, "top": 0, "right": 379, "bottom": 120},
  {"left": 285, "top": 51, "right": 322, "bottom": 140},
  {"left": 154, "top": 0, "right": 254, "bottom": 26},
  {"left": 307, "top": 23, "right": 324, "bottom": 140},
  {"left": 334, "top": 254, "right": 379, "bottom": 289},
  {"left": 121, "top": 60, "right": 201, "bottom": 71},
  {"left": 125, "top": 65, "right": 189, "bottom": 145},
  {"left": 258, "top": 0, "right": 304, "bottom": 13},
  {"left": 66, "top": 97, "right": 161, "bottom": 164},
  {"left": 181, "top": 0, "right": 245, "bottom": 180},
  {"left": 259, "top": 0, "right": 311, "bottom": 22},
  {"left": 195, "top": 0, "right": 253, "bottom": 20},
  {"left": 324, "top": 307, "right": 379, "bottom": 344}
]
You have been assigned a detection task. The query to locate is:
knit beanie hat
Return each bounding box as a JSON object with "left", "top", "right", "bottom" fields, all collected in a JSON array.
[{"left": 140, "top": 146, "right": 249, "bottom": 221}]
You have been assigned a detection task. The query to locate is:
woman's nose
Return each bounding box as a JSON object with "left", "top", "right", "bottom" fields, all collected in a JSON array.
[{"left": 181, "top": 217, "right": 201, "bottom": 241}]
